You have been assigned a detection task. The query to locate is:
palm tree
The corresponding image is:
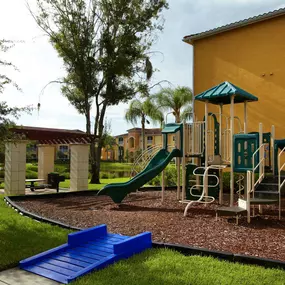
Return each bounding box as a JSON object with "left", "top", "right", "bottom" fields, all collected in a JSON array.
[
  {"left": 153, "top": 86, "right": 193, "bottom": 123},
  {"left": 125, "top": 98, "right": 163, "bottom": 151}
]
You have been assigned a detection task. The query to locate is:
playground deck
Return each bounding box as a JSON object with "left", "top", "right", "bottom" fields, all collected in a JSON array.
[{"left": 15, "top": 191, "right": 285, "bottom": 262}]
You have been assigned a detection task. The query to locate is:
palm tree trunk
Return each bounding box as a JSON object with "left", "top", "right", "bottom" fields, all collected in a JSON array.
[
  {"left": 141, "top": 115, "right": 146, "bottom": 152},
  {"left": 175, "top": 110, "right": 181, "bottom": 123}
]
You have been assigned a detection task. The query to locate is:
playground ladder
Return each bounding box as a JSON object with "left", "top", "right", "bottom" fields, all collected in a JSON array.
[{"left": 181, "top": 165, "right": 226, "bottom": 217}]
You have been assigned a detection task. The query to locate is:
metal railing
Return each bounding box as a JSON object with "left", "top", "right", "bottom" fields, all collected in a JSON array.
[
  {"left": 251, "top": 144, "right": 265, "bottom": 195},
  {"left": 129, "top": 144, "right": 162, "bottom": 177},
  {"left": 278, "top": 147, "right": 285, "bottom": 220},
  {"left": 184, "top": 122, "right": 205, "bottom": 156}
]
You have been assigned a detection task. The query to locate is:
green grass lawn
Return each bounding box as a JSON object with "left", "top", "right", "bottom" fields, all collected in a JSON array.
[
  {"left": 0, "top": 194, "right": 285, "bottom": 284},
  {"left": 73, "top": 249, "right": 285, "bottom": 285},
  {"left": 59, "top": 177, "right": 130, "bottom": 190},
  {"left": 0, "top": 195, "right": 71, "bottom": 270}
]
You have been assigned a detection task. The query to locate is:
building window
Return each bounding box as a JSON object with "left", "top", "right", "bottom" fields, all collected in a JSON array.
[
  {"left": 129, "top": 137, "right": 135, "bottom": 148},
  {"left": 118, "top": 137, "right": 124, "bottom": 146},
  {"left": 59, "top": 145, "right": 69, "bottom": 153},
  {"left": 147, "top": 136, "right": 153, "bottom": 144}
]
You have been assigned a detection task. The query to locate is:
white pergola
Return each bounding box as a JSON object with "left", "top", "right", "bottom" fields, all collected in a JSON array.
[{"left": 4, "top": 126, "right": 95, "bottom": 196}]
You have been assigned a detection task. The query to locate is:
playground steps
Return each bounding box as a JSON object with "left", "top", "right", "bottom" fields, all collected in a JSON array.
[
  {"left": 20, "top": 225, "right": 152, "bottom": 284},
  {"left": 247, "top": 197, "right": 278, "bottom": 205},
  {"left": 254, "top": 175, "right": 284, "bottom": 198},
  {"left": 216, "top": 206, "right": 247, "bottom": 225}
]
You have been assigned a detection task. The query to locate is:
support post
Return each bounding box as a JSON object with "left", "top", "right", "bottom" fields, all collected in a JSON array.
[
  {"left": 70, "top": 144, "right": 89, "bottom": 192},
  {"left": 176, "top": 131, "right": 181, "bottom": 200},
  {"left": 4, "top": 141, "right": 26, "bottom": 196},
  {"left": 219, "top": 104, "right": 223, "bottom": 157},
  {"left": 204, "top": 101, "right": 209, "bottom": 198},
  {"left": 259, "top": 123, "right": 263, "bottom": 179},
  {"left": 161, "top": 170, "right": 165, "bottom": 203},
  {"left": 271, "top": 125, "right": 275, "bottom": 175},
  {"left": 182, "top": 123, "right": 186, "bottom": 201},
  {"left": 38, "top": 145, "right": 55, "bottom": 183},
  {"left": 219, "top": 104, "right": 223, "bottom": 205},
  {"left": 230, "top": 95, "right": 235, "bottom": 207},
  {"left": 244, "top": 101, "right": 248, "bottom": 134}
]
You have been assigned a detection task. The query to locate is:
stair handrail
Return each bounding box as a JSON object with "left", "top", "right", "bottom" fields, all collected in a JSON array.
[
  {"left": 278, "top": 146, "right": 285, "bottom": 220},
  {"left": 252, "top": 143, "right": 265, "bottom": 195},
  {"left": 130, "top": 144, "right": 162, "bottom": 177}
]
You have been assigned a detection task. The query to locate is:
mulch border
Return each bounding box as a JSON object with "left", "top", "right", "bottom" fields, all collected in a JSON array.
[{"left": 3, "top": 194, "right": 285, "bottom": 270}]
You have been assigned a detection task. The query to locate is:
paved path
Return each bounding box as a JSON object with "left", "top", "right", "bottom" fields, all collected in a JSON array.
[{"left": 0, "top": 268, "right": 60, "bottom": 285}]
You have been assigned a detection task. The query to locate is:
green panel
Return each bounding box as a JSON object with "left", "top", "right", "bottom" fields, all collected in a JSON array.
[
  {"left": 233, "top": 134, "right": 259, "bottom": 172},
  {"left": 195, "top": 81, "right": 258, "bottom": 105},
  {"left": 274, "top": 139, "right": 285, "bottom": 175},
  {"left": 203, "top": 113, "right": 220, "bottom": 156}
]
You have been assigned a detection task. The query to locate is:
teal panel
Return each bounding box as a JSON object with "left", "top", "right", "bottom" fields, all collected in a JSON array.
[
  {"left": 233, "top": 134, "right": 259, "bottom": 172},
  {"left": 161, "top": 123, "right": 182, "bottom": 134}
]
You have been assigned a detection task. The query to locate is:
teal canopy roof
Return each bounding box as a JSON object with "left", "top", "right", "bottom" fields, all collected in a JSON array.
[
  {"left": 195, "top": 81, "right": 258, "bottom": 105},
  {"left": 161, "top": 123, "right": 182, "bottom": 134}
]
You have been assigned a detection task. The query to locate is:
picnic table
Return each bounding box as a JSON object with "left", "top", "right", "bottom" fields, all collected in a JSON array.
[{"left": 25, "top": 179, "right": 46, "bottom": 191}]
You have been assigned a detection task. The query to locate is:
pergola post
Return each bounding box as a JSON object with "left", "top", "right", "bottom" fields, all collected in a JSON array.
[
  {"left": 38, "top": 145, "right": 55, "bottom": 183},
  {"left": 4, "top": 141, "right": 26, "bottom": 196},
  {"left": 70, "top": 144, "right": 89, "bottom": 192}
]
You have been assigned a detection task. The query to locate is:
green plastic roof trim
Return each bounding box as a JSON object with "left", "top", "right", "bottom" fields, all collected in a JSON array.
[
  {"left": 161, "top": 123, "right": 182, "bottom": 134},
  {"left": 195, "top": 81, "right": 258, "bottom": 105}
]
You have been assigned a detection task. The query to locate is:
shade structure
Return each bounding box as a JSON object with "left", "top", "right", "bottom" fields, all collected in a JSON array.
[
  {"left": 11, "top": 126, "right": 95, "bottom": 144},
  {"left": 195, "top": 81, "right": 258, "bottom": 105}
]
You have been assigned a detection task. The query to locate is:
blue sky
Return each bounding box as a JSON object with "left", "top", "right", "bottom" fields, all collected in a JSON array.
[{"left": 1, "top": 0, "right": 285, "bottom": 135}]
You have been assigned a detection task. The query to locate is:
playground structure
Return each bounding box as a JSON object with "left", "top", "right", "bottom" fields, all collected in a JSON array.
[{"left": 98, "top": 81, "right": 284, "bottom": 223}]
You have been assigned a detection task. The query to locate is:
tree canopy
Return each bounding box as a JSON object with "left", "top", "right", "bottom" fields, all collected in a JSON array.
[
  {"left": 125, "top": 98, "right": 163, "bottom": 151},
  {"left": 30, "top": 0, "right": 168, "bottom": 183},
  {"left": 153, "top": 86, "right": 193, "bottom": 123},
  {"left": 0, "top": 40, "right": 29, "bottom": 142}
]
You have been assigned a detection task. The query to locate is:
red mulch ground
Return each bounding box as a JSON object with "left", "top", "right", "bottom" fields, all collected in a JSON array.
[{"left": 15, "top": 191, "right": 285, "bottom": 261}]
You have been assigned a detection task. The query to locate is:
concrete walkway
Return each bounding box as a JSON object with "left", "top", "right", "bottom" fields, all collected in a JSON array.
[{"left": 0, "top": 268, "right": 60, "bottom": 285}]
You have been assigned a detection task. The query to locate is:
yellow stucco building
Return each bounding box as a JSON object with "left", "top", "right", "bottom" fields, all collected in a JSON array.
[
  {"left": 183, "top": 8, "right": 285, "bottom": 139},
  {"left": 114, "top": 127, "right": 175, "bottom": 162}
]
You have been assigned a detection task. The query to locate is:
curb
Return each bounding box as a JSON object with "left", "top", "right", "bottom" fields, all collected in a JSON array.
[{"left": 4, "top": 196, "right": 285, "bottom": 271}]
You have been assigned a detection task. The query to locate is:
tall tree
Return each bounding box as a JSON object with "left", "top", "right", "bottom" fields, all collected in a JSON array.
[
  {"left": 125, "top": 98, "right": 163, "bottom": 151},
  {"left": 153, "top": 86, "right": 193, "bottom": 123},
  {"left": 0, "top": 40, "right": 29, "bottom": 141},
  {"left": 30, "top": 0, "right": 168, "bottom": 183}
]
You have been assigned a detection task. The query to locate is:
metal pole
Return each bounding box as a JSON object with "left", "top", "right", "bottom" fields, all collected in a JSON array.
[
  {"left": 230, "top": 95, "right": 235, "bottom": 207},
  {"left": 259, "top": 123, "right": 263, "bottom": 179},
  {"left": 219, "top": 104, "right": 223, "bottom": 204},
  {"left": 161, "top": 170, "right": 165, "bottom": 203},
  {"left": 204, "top": 101, "right": 209, "bottom": 198},
  {"left": 243, "top": 101, "right": 248, "bottom": 200},
  {"left": 271, "top": 125, "right": 275, "bottom": 175},
  {"left": 182, "top": 123, "right": 186, "bottom": 201},
  {"left": 244, "top": 101, "right": 248, "bottom": 134}
]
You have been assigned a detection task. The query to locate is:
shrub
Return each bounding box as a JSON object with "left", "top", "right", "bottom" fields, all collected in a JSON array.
[
  {"left": 62, "top": 172, "right": 70, "bottom": 179},
  {"left": 26, "top": 164, "right": 38, "bottom": 172},
  {"left": 100, "top": 172, "right": 109, "bottom": 179},
  {"left": 26, "top": 171, "right": 38, "bottom": 179}
]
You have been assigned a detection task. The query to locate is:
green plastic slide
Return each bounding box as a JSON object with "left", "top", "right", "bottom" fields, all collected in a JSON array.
[{"left": 97, "top": 148, "right": 181, "bottom": 203}]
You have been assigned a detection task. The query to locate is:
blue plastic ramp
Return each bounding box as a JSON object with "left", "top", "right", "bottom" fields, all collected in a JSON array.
[{"left": 20, "top": 225, "right": 152, "bottom": 284}]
